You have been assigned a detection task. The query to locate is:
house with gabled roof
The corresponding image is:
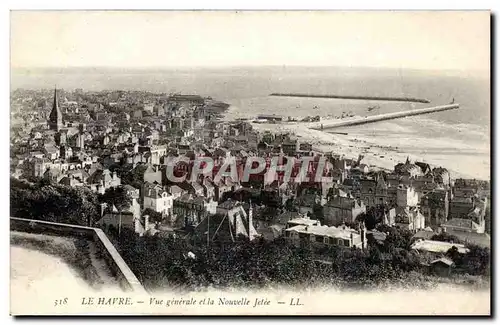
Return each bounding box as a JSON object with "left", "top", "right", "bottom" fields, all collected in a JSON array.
[
  {"left": 323, "top": 195, "right": 366, "bottom": 226},
  {"left": 442, "top": 217, "right": 485, "bottom": 234},
  {"left": 172, "top": 193, "right": 218, "bottom": 229},
  {"left": 191, "top": 200, "right": 259, "bottom": 244},
  {"left": 143, "top": 181, "right": 173, "bottom": 216}
]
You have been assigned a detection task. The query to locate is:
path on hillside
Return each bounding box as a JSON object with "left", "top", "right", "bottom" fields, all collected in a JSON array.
[
  {"left": 10, "top": 231, "right": 122, "bottom": 292},
  {"left": 87, "top": 241, "right": 121, "bottom": 290}
]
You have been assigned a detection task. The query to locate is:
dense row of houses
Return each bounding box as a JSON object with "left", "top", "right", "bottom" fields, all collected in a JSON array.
[{"left": 10, "top": 88, "right": 491, "bottom": 255}]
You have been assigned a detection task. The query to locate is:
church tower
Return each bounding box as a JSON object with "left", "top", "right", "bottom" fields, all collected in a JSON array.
[{"left": 49, "top": 87, "right": 63, "bottom": 131}]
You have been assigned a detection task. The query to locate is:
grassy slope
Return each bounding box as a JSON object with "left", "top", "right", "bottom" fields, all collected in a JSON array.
[{"left": 10, "top": 231, "right": 118, "bottom": 290}]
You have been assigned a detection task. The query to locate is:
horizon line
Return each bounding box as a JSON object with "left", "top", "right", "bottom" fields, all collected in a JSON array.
[{"left": 10, "top": 64, "right": 489, "bottom": 74}]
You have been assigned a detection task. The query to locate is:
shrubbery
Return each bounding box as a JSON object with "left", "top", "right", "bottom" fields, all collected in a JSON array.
[
  {"left": 113, "top": 227, "right": 428, "bottom": 291},
  {"left": 10, "top": 177, "right": 100, "bottom": 226},
  {"left": 11, "top": 178, "right": 490, "bottom": 291},
  {"left": 447, "top": 244, "right": 490, "bottom": 276},
  {"left": 98, "top": 186, "right": 133, "bottom": 211}
]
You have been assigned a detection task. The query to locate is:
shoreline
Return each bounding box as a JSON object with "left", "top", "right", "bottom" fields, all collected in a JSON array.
[
  {"left": 221, "top": 107, "right": 489, "bottom": 181},
  {"left": 254, "top": 122, "right": 485, "bottom": 180}
]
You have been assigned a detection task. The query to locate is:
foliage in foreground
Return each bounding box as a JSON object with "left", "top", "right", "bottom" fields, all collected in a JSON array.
[
  {"left": 111, "top": 226, "right": 490, "bottom": 292},
  {"left": 10, "top": 178, "right": 100, "bottom": 226},
  {"left": 10, "top": 179, "right": 490, "bottom": 291}
]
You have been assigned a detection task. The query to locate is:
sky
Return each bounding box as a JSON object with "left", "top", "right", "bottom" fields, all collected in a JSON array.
[{"left": 10, "top": 11, "right": 490, "bottom": 72}]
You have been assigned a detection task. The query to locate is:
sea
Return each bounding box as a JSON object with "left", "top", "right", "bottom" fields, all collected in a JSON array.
[{"left": 11, "top": 66, "right": 491, "bottom": 180}]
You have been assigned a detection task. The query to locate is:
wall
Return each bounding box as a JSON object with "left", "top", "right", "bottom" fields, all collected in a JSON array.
[{"left": 10, "top": 217, "right": 146, "bottom": 294}]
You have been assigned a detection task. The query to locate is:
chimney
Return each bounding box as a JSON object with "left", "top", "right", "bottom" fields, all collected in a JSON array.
[
  {"left": 361, "top": 223, "right": 367, "bottom": 250},
  {"left": 100, "top": 203, "right": 107, "bottom": 217},
  {"left": 135, "top": 217, "right": 142, "bottom": 234},
  {"left": 248, "top": 201, "right": 254, "bottom": 235}
]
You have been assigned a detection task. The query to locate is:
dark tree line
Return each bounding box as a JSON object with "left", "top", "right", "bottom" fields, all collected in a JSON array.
[
  {"left": 10, "top": 177, "right": 100, "bottom": 226},
  {"left": 10, "top": 176, "right": 490, "bottom": 291},
  {"left": 98, "top": 186, "right": 133, "bottom": 211},
  {"left": 111, "top": 226, "right": 429, "bottom": 292},
  {"left": 142, "top": 208, "right": 163, "bottom": 223},
  {"left": 356, "top": 204, "right": 389, "bottom": 230},
  {"left": 109, "top": 162, "right": 148, "bottom": 190},
  {"left": 447, "top": 244, "right": 490, "bottom": 276},
  {"left": 11, "top": 177, "right": 139, "bottom": 227}
]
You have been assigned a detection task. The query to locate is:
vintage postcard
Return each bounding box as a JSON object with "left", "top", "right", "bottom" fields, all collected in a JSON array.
[{"left": 9, "top": 10, "right": 491, "bottom": 316}]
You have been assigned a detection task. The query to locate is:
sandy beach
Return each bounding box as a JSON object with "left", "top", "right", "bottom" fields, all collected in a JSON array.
[{"left": 245, "top": 116, "right": 489, "bottom": 180}]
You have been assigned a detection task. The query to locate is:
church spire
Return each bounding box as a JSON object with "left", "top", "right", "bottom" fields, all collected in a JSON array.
[
  {"left": 52, "top": 86, "right": 59, "bottom": 111},
  {"left": 49, "top": 86, "right": 63, "bottom": 131}
]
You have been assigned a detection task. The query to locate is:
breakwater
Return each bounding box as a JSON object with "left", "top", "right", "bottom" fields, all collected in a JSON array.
[
  {"left": 269, "top": 93, "right": 431, "bottom": 104},
  {"left": 309, "top": 104, "right": 460, "bottom": 130}
]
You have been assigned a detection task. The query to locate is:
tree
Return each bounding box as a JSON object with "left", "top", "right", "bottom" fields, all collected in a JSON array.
[
  {"left": 284, "top": 197, "right": 297, "bottom": 212},
  {"left": 391, "top": 248, "right": 419, "bottom": 272},
  {"left": 446, "top": 246, "right": 461, "bottom": 263},
  {"left": 115, "top": 164, "right": 148, "bottom": 190},
  {"left": 312, "top": 203, "right": 324, "bottom": 224},
  {"left": 99, "top": 186, "right": 133, "bottom": 211},
  {"left": 462, "top": 245, "right": 490, "bottom": 276},
  {"left": 376, "top": 224, "right": 392, "bottom": 234},
  {"left": 10, "top": 177, "right": 100, "bottom": 226},
  {"left": 356, "top": 204, "right": 387, "bottom": 230},
  {"left": 142, "top": 208, "right": 163, "bottom": 223},
  {"left": 382, "top": 226, "right": 413, "bottom": 252}
]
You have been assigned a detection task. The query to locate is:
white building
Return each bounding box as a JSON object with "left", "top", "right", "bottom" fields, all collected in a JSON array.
[
  {"left": 284, "top": 224, "right": 367, "bottom": 249},
  {"left": 397, "top": 185, "right": 419, "bottom": 208},
  {"left": 143, "top": 182, "right": 174, "bottom": 216},
  {"left": 150, "top": 145, "right": 167, "bottom": 165}
]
